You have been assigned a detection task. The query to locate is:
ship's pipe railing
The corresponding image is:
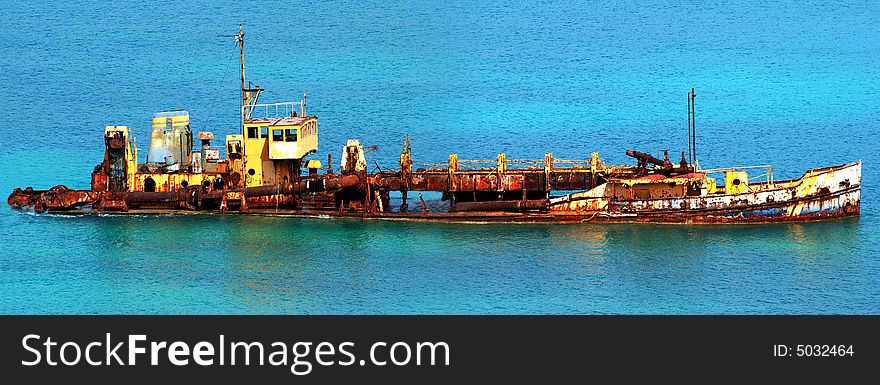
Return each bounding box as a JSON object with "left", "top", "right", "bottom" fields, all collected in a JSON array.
[
  {"left": 552, "top": 159, "right": 596, "bottom": 168},
  {"left": 417, "top": 159, "right": 507, "bottom": 171},
  {"left": 242, "top": 101, "right": 305, "bottom": 120},
  {"left": 700, "top": 165, "right": 774, "bottom": 184},
  {"left": 418, "top": 157, "right": 596, "bottom": 171}
]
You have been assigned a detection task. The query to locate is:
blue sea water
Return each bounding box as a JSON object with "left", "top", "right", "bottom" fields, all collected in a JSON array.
[{"left": 0, "top": 0, "right": 877, "bottom": 314}]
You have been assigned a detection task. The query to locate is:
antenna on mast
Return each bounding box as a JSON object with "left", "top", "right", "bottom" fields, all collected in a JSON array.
[
  {"left": 234, "top": 24, "right": 263, "bottom": 122},
  {"left": 236, "top": 24, "right": 246, "bottom": 112}
]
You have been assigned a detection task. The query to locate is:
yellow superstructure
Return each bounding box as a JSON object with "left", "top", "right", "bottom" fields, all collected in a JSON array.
[
  {"left": 100, "top": 126, "right": 139, "bottom": 192},
  {"left": 134, "top": 172, "right": 217, "bottom": 193},
  {"left": 241, "top": 115, "right": 318, "bottom": 187},
  {"left": 724, "top": 170, "right": 749, "bottom": 194},
  {"left": 93, "top": 27, "right": 319, "bottom": 195},
  {"left": 147, "top": 110, "right": 192, "bottom": 166}
]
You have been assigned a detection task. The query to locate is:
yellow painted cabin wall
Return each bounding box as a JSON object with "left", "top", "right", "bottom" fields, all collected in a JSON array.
[
  {"left": 243, "top": 126, "right": 271, "bottom": 187},
  {"left": 268, "top": 120, "right": 317, "bottom": 160},
  {"left": 724, "top": 170, "right": 749, "bottom": 194},
  {"left": 242, "top": 118, "right": 316, "bottom": 187},
  {"left": 132, "top": 173, "right": 220, "bottom": 192}
]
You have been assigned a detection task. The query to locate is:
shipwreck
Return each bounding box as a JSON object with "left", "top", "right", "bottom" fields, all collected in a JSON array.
[{"left": 7, "top": 27, "right": 861, "bottom": 223}]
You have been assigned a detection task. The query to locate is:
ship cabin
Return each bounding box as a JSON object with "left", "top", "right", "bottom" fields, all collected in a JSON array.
[
  {"left": 607, "top": 168, "right": 770, "bottom": 200},
  {"left": 607, "top": 173, "right": 714, "bottom": 200},
  {"left": 238, "top": 105, "right": 318, "bottom": 188},
  {"left": 91, "top": 100, "right": 319, "bottom": 195}
]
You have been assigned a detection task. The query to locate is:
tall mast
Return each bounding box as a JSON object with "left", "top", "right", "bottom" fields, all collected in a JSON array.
[
  {"left": 687, "top": 89, "right": 691, "bottom": 164},
  {"left": 235, "top": 24, "right": 262, "bottom": 124},
  {"left": 686, "top": 88, "right": 697, "bottom": 170},
  {"left": 236, "top": 24, "right": 246, "bottom": 120},
  {"left": 690, "top": 88, "right": 697, "bottom": 170}
]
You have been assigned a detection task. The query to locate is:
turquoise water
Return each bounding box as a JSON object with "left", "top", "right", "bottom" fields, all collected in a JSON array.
[{"left": 0, "top": 0, "right": 877, "bottom": 314}]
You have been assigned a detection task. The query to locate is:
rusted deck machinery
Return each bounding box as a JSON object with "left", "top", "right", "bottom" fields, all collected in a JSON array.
[{"left": 7, "top": 30, "right": 861, "bottom": 223}]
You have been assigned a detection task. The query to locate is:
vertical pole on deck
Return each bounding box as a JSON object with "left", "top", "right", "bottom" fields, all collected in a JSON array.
[
  {"left": 688, "top": 92, "right": 694, "bottom": 164},
  {"left": 690, "top": 88, "right": 697, "bottom": 169},
  {"left": 236, "top": 24, "right": 247, "bottom": 162}
]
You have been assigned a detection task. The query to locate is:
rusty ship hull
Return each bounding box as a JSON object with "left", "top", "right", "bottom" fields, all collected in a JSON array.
[
  {"left": 6, "top": 30, "right": 862, "bottom": 224},
  {"left": 7, "top": 158, "right": 861, "bottom": 224},
  {"left": 546, "top": 161, "right": 862, "bottom": 224}
]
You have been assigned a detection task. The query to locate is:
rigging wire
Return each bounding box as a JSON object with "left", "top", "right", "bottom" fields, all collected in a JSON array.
[{"left": 203, "top": 40, "right": 240, "bottom": 129}]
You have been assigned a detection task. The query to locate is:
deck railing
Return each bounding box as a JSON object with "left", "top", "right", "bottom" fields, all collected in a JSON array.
[
  {"left": 700, "top": 165, "right": 774, "bottom": 184},
  {"left": 242, "top": 101, "right": 306, "bottom": 120}
]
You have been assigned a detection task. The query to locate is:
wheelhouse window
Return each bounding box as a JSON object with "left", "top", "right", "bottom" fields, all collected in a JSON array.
[
  {"left": 272, "top": 129, "right": 284, "bottom": 141},
  {"left": 247, "top": 126, "right": 259, "bottom": 139},
  {"left": 285, "top": 129, "right": 297, "bottom": 142}
]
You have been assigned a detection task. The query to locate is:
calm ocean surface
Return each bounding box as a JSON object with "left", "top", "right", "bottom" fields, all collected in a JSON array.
[{"left": 0, "top": 0, "right": 877, "bottom": 314}]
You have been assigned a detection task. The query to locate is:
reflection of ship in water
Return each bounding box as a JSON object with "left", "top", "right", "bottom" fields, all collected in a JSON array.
[{"left": 7, "top": 27, "right": 861, "bottom": 224}]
